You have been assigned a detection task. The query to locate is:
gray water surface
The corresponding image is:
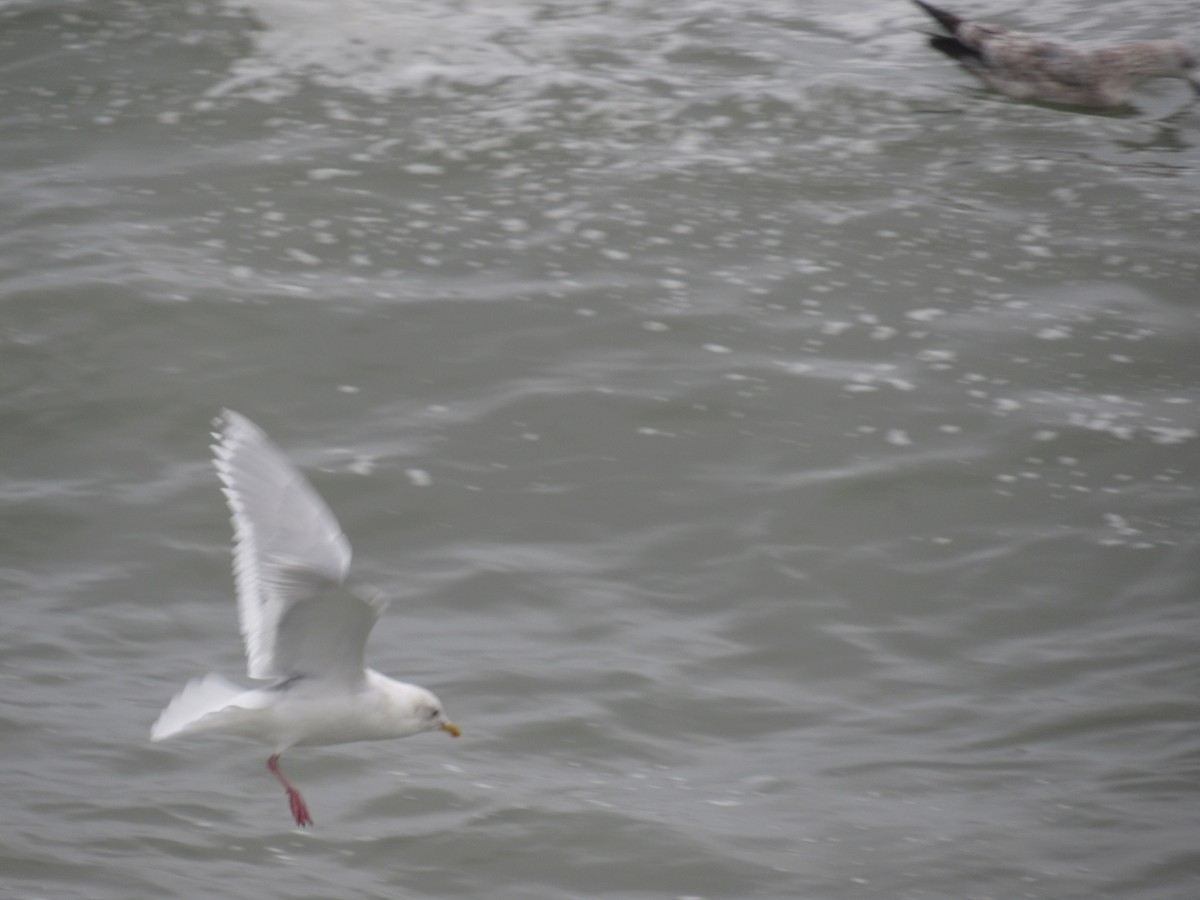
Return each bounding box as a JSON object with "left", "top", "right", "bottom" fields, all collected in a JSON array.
[{"left": 2, "top": 1, "right": 1199, "bottom": 898}]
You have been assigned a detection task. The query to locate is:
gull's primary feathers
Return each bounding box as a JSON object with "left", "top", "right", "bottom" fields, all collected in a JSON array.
[
  {"left": 914, "top": 0, "right": 1200, "bottom": 108},
  {"left": 151, "top": 410, "right": 459, "bottom": 827}
]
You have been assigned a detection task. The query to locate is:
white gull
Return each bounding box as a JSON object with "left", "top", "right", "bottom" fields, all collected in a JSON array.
[
  {"left": 914, "top": 0, "right": 1200, "bottom": 108},
  {"left": 151, "top": 410, "right": 460, "bottom": 827}
]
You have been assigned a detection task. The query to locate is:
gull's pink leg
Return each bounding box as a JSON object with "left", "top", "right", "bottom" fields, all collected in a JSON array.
[{"left": 267, "top": 754, "right": 313, "bottom": 827}]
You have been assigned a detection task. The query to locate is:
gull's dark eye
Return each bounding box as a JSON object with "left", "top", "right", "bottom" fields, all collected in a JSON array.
[{"left": 429, "top": 708, "right": 440, "bottom": 719}]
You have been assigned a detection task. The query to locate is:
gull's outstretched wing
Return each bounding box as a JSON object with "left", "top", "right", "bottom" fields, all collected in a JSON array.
[{"left": 213, "top": 410, "right": 384, "bottom": 682}]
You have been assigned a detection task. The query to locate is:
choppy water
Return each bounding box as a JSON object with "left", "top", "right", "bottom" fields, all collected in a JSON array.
[{"left": 3, "top": 0, "right": 1199, "bottom": 898}]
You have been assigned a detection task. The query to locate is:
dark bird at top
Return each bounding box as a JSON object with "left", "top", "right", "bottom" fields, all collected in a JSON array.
[{"left": 913, "top": 0, "right": 1200, "bottom": 107}]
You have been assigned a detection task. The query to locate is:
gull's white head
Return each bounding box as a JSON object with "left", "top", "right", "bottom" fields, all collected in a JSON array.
[
  {"left": 411, "top": 685, "right": 462, "bottom": 738},
  {"left": 372, "top": 673, "right": 461, "bottom": 739}
]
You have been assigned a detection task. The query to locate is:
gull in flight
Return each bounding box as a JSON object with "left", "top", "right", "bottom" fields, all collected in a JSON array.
[
  {"left": 151, "top": 410, "right": 460, "bottom": 827},
  {"left": 913, "top": 0, "right": 1200, "bottom": 107}
]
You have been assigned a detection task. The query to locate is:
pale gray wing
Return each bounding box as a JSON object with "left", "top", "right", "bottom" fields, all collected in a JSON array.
[
  {"left": 213, "top": 410, "right": 384, "bottom": 681},
  {"left": 271, "top": 577, "right": 383, "bottom": 684}
]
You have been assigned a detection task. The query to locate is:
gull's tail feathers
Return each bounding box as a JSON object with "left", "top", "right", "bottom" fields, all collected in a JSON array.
[{"left": 150, "top": 673, "right": 247, "bottom": 742}]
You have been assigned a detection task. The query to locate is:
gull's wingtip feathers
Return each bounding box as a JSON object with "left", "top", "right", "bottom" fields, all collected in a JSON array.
[
  {"left": 912, "top": 0, "right": 961, "bottom": 34},
  {"left": 211, "top": 409, "right": 249, "bottom": 473},
  {"left": 213, "top": 408, "right": 243, "bottom": 439},
  {"left": 217, "top": 407, "right": 246, "bottom": 426}
]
